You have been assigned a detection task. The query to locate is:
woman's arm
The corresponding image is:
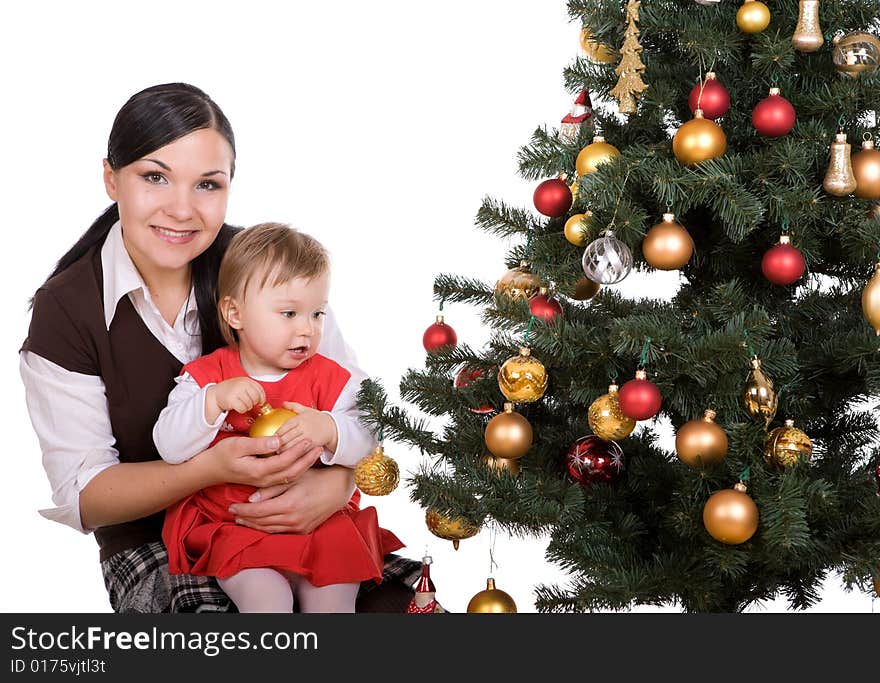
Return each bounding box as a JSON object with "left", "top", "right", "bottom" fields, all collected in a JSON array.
[{"left": 153, "top": 372, "right": 227, "bottom": 465}]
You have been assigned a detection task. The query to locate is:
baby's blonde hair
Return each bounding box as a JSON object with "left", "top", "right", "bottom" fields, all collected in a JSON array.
[{"left": 217, "top": 222, "right": 329, "bottom": 346}]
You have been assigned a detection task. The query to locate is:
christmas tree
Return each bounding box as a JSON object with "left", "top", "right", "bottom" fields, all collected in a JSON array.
[{"left": 359, "top": 0, "right": 880, "bottom": 612}]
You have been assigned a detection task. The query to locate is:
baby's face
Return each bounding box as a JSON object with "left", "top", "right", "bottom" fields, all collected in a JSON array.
[{"left": 236, "top": 272, "right": 330, "bottom": 375}]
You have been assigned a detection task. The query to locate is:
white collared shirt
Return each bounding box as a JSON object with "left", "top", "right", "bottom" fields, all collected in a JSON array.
[{"left": 20, "top": 221, "right": 375, "bottom": 534}]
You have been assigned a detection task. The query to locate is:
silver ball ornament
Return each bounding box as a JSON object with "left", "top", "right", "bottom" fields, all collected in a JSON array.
[{"left": 582, "top": 231, "right": 633, "bottom": 284}]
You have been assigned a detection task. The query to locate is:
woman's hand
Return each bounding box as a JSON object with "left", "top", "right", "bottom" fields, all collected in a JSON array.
[
  {"left": 228, "top": 465, "right": 356, "bottom": 534},
  {"left": 196, "top": 434, "right": 323, "bottom": 489}
]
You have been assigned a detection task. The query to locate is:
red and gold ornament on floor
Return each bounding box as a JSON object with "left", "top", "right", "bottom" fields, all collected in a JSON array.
[
  {"left": 688, "top": 72, "right": 730, "bottom": 120},
  {"left": 752, "top": 87, "right": 796, "bottom": 138},
  {"left": 675, "top": 409, "right": 728, "bottom": 468},
  {"left": 566, "top": 435, "right": 625, "bottom": 486},
  {"left": 703, "top": 479, "right": 759, "bottom": 544},
  {"left": 533, "top": 173, "right": 573, "bottom": 218},
  {"left": 852, "top": 136, "right": 880, "bottom": 200},
  {"left": 529, "top": 287, "right": 563, "bottom": 322},
  {"left": 642, "top": 213, "right": 693, "bottom": 270},
  {"left": 762, "top": 234, "right": 805, "bottom": 286}
]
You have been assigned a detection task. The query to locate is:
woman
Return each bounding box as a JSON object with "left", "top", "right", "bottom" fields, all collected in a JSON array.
[{"left": 19, "top": 82, "right": 419, "bottom": 612}]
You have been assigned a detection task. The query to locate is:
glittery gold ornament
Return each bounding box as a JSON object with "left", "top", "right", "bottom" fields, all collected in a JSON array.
[
  {"left": 736, "top": 0, "right": 771, "bottom": 34},
  {"left": 673, "top": 109, "right": 727, "bottom": 166},
  {"left": 703, "top": 481, "right": 759, "bottom": 545},
  {"left": 641, "top": 213, "right": 694, "bottom": 270},
  {"left": 495, "top": 260, "right": 543, "bottom": 301},
  {"left": 792, "top": 1, "right": 823, "bottom": 52},
  {"left": 588, "top": 384, "right": 636, "bottom": 441},
  {"left": 822, "top": 132, "right": 858, "bottom": 197},
  {"left": 831, "top": 32, "right": 880, "bottom": 78},
  {"left": 572, "top": 276, "right": 601, "bottom": 301},
  {"left": 764, "top": 419, "right": 813, "bottom": 468},
  {"left": 853, "top": 138, "right": 880, "bottom": 200},
  {"left": 610, "top": 0, "right": 648, "bottom": 115},
  {"left": 354, "top": 445, "right": 400, "bottom": 495},
  {"left": 564, "top": 212, "right": 594, "bottom": 246},
  {"left": 484, "top": 402, "right": 533, "bottom": 460},
  {"left": 743, "top": 356, "right": 777, "bottom": 426},
  {"left": 675, "top": 409, "right": 728, "bottom": 468},
  {"left": 425, "top": 509, "right": 479, "bottom": 550},
  {"left": 498, "top": 347, "right": 548, "bottom": 403},
  {"left": 482, "top": 454, "right": 521, "bottom": 477},
  {"left": 862, "top": 263, "right": 880, "bottom": 335},
  {"left": 466, "top": 578, "right": 517, "bottom": 613},
  {"left": 249, "top": 403, "right": 298, "bottom": 456},
  {"left": 580, "top": 28, "right": 615, "bottom": 64},
  {"left": 576, "top": 135, "right": 621, "bottom": 176}
]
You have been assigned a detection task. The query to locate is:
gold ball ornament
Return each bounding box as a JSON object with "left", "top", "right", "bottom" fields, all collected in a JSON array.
[
  {"left": 764, "top": 419, "right": 812, "bottom": 468},
  {"left": 482, "top": 454, "right": 521, "bottom": 477},
  {"left": 580, "top": 28, "right": 616, "bottom": 64},
  {"left": 588, "top": 384, "right": 636, "bottom": 441},
  {"left": 571, "top": 276, "right": 601, "bottom": 301},
  {"left": 353, "top": 445, "right": 400, "bottom": 495},
  {"left": 675, "top": 409, "right": 728, "bottom": 468},
  {"left": 703, "top": 482, "right": 759, "bottom": 545},
  {"left": 495, "top": 260, "right": 543, "bottom": 301},
  {"left": 248, "top": 403, "right": 298, "bottom": 456},
  {"left": 498, "top": 347, "right": 548, "bottom": 403},
  {"left": 736, "top": 0, "right": 771, "bottom": 34},
  {"left": 576, "top": 135, "right": 621, "bottom": 176},
  {"left": 673, "top": 109, "right": 727, "bottom": 166},
  {"left": 564, "top": 212, "right": 594, "bottom": 246},
  {"left": 852, "top": 138, "right": 880, "bottom": 200},
  {"left": 642, "top": 213, "right": 694, "bottom": 270},
  {"left": 831, "top": 32, "right": 880, "bottom": 78},
  {"left": 743, "top": 356, "right": 777, "bottom": 426},
  {"left": 425, "top": 509, "right": 480, "bottom": 550},
  {"left": 467, "top": 578, "right": 517, "bottom": 613},
  {"left": 861, "top": 263, "right": 880, "bottom": 335},
  {"left": 484, "top": 403, "right": 533, "bottom": 460}
]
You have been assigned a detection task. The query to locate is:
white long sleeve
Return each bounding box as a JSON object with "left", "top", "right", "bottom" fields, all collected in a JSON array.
[{"left": 152, "top": 373, "right": 227, "bottom": 465}]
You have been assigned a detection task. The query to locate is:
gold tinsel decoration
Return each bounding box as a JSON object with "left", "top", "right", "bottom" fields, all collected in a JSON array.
[
  {"left": 609, "top": 0, "right": 648, "bottom": 115},
  {"left": 354, "top": 445, "right": 400, "bottom": 495}
]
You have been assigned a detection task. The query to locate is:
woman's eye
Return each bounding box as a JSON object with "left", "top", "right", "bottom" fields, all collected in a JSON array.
[
  {"left": 197, "top": 179, "right": 223, "bottom": 191},
  {"left": 141, "top": 172, "right": 166, "bottom": 184}
]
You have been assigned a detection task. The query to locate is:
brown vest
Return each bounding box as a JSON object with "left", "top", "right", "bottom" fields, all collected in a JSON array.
[{"left": 22, "top": 244, "right": 184, "bottom": 561}]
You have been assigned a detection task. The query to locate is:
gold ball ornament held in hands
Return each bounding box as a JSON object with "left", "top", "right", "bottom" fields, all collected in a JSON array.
[
  {"left": 764, "top": 419, "right": 812, "bottom": 468},
  {"left": 354, "top": 445, "right": 400, "bottom": 495},
  {"left": 588, "top": 384, "right": 636, "bottom": 441},
  {"left": 249, "top": 403, "right": 298, "bottom": 456},
  {"left": 675, "top": 409, "right": 728, "bottom": 468},
  {"left": 467, "top": 578, "right": 517, "bottom": 613},
  {"left": 484, "top": 403, "right": 533, "bottom": 460},
  {"left": 703, "top": 482, "right": 759, "bottom": 545},
  {"left": 425, "top": 509, "right": 480, "bottom": 550},
  {"left": 498, "top": 347, "right": 548, "bottom": 403}
]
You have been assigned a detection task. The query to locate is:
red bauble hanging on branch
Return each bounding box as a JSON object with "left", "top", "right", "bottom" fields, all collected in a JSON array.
[
  {"left": 752, "top": 87, "right": 796, "bottom": 138},
  {"left": 761, "top": 235, "right": 805, "bottom": 285},
  {"left": 688, "top": 72, "right": 730, "bottom": 120},
  {"left": 618, "top": 369, "right": 662, "bottom": 420},
  {"left": 533, "top": 177, "right": 573, "bottom": 218},
  {"left": 423, "top": 315, "right": 457, "bottom": 352},
  {"left": 566, "top": 435, "right": 625, "bottom": 486},
  {"left": 529, "top": 287, "right": 563, "bottom": 322}
]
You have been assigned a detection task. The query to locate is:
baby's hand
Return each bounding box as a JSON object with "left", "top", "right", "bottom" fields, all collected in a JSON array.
[
  {"left": 207, "top": 377, "right": 266, "bottom": 422},
  {"left": 274, "top": 403, "right": 338, "bottom": 453}
]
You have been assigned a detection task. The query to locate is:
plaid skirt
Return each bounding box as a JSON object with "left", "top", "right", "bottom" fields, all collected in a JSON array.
[{"left": 101, "top": 541, "right": 426, "bottom": 613}]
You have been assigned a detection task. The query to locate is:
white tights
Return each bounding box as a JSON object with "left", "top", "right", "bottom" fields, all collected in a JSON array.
[{"left": 218, "top": 568, "right": 359, "bottom": 613}]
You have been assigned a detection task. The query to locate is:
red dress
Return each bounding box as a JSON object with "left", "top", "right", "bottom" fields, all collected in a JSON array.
[{"left": 162, "top": 346, "right": 404, "bottom": 586}]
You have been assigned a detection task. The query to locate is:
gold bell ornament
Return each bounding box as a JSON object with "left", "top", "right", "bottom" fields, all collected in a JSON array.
[
  {"left": 673, "top": 109, "right": 727, "bottom": 166},
  {"left": 495, "top": 260, "right": 543, "bottom": 301},
  {"left": 703, "top": 481, "right": 759, "bottom": 545},
  {"left": 425, "top": 509, "right": 480, "bottom": 550},
  {"left": 353, "top": 444, "right": 400, "bottom": 495},
  {"left": 764, "top": 419, "right": 813, "bottom": 468},
  {"left": 564, "top": 211, "right": 594, "bottom": 247},
  {"left": 792, "top": 0, "right": 823, "bottom": 52},
  {"left": 736, "top": 0, "right": 771, "bottom": 35},
  {"left": 675, "top": 409, "right": 728, "bottom": 468},
  {"left": 580, "top": 28, "right": 615, "bottom": 64},
  {"left": 861, "top": 262, "right": 880, "bottom": 335},
  {"left": 852, "top": 137, "right": 880, "bottom": 201},
  {"left": 484, "top": 403, "right": 533, "bottom": 460},
  {"left": 831, "top": 32, "right": 880, "bottom": 79},
  {"left": 576, "top": 135, "right": 621, "bottom": 176},
  {"left": 466, "top": 578, "right": 517, "bottom": 613},
  {"left": 588, "top": 384, "right": 636, "bottom": 441},
  {"left": 498, "top": 347, "right": 548, "bottom": 403},
  {"left": 743, "top": 356, "right": 777, "bottom": 427},
  {"left": 641, "top": 213, "right": 694, "bottom": 270},
  {"left": 249, "top": 402, "right": 298, "bottom": 456},
  {"left": 822, "top": 131, "right": 858, "bottom": 197}
]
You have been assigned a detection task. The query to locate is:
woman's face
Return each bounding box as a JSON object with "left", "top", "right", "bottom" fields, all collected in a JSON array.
[{"left": 103, "top": 128, "right": 234, "bottom": 277}]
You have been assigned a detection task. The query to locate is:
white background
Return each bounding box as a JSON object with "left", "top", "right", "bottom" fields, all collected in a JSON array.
[{"left": 1, "top": 0, "right": 874, "bottom": 613}]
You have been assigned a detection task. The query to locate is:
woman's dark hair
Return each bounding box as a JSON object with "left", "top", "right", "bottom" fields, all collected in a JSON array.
[{"left": 38, "top": 82, "right": 239, "bottom": 354}]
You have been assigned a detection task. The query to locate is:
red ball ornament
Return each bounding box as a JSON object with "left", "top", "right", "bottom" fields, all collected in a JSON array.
[
  {"left": 566, "top": 435, "right": 624, "bottom": 486},
  {"left": 752, "top": 87, "right": 796, "bottom": 138},
  {"left": 761, "top": 236, "right": 805, "bottom": 285},
  {"left": 453, "top": 365, "right": 495, "bottom": 415},
  {"left": 688, "top": 72, "right": 730, "bottom": 120},
  {"left": 529, "top": 288, "right": 563, "bottom": 322},
  {"left": 533, "top": 178, "right": 573, "bottom": 218},
  {"left": 423, "top": 315, "right": 457, "bottom": 352},
  {"left": 618, "top": 369, "right": 662, "bottom": 420}
]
